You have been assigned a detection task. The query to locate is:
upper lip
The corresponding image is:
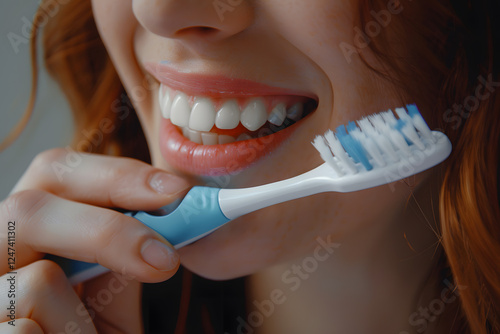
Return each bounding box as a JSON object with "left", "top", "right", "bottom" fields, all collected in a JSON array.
[{"left": 145, "top": 62, "right": 318, "bottom": 99}]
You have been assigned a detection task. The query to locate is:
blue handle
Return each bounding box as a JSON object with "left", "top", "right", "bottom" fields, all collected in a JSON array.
[
  {"left": 49, "top": 187, "right": 230, "bottom": 284},
  {"left": 132, "top": 186, "right": 230, "bottom": 248}
]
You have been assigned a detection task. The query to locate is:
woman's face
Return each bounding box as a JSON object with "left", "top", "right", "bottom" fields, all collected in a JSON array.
[{"left": 91, "top": 0, "right": 416, "bottom": 279}]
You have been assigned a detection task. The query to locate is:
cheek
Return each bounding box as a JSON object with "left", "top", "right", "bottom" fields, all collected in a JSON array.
[
  {"left": 91, "top": 0, "right": 157, "bottom": 137},
  {"left": 262, "top": 1, "right": 390, "bottom": 121},
  {"left": 261, "top": 1, "right": 357, "bottom": 80},
  {"left": 91, "top": 0, "right": 137, "bottom": 90},
  {"left": 91, "top": 0, "right": 136, "bottom": 55}
]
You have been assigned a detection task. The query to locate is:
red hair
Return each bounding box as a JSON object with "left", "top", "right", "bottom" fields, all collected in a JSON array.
[
  {"left": 359, "top": 0, "right": 500, "bottom": 332},
  {"left": 9, "top": 0, "right": 500, "bottom": 332}
]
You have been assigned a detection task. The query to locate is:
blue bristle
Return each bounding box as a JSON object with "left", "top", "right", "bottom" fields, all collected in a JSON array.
[
  {"left": 395, "top": 119, "right": 413, "bottom": 145},
  {"left": 406, "top": 104, "right": 421, "bottom": 118},
  {"left": 347, "top": 121, "right": 358, "bottom": 133},
  {"left": 336, "top": 125, "right": 373, "bottom": 171}
]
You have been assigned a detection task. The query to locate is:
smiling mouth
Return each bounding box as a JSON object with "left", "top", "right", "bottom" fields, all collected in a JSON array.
[
  {"left": 159, "top": 84, "right": 318, "bottom": 145},
  {"left": 147, "top": 62, "right": 319, "bottom": 175}
]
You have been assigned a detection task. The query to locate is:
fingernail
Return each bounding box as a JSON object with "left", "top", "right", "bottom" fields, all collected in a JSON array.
[
  {"left": 141, "top": 239, "right": 179, "bottom": 272},
  {"left": 149, "top": 172, "right": 189, "bottom": 195}
]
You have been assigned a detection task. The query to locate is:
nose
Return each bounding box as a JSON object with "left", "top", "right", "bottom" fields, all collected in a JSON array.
[{"left": 133, "top": 0, "right": 254, "bottom": 42}]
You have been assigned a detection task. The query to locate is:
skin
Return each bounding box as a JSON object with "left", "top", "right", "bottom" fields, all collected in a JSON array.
[{"left": 0, "top": 0, "right": 448, "bottom": 333}]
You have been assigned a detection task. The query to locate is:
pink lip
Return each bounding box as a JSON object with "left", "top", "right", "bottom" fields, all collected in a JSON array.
[
  {"left": 147, "top": 62, "right": 316, "bottom": 176},
  {"left": 159, "top": 119, "right": 300, "bottom": 176},
  {"left": 145, "top": 62, "right": 317, "bottom": 99}
]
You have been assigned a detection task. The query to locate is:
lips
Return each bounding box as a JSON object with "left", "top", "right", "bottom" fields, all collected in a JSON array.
[{"left": 147, "top": 62, "right": 318, "bottom": 176}]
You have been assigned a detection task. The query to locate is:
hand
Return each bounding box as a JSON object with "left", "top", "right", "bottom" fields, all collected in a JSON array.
[{"left": 0, "top": 148, "right": 190, "bottom": 333}]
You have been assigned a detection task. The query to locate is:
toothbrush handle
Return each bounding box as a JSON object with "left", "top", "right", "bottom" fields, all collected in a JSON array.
[{"left": 48, "top": 187, "right": 230, "bottom": 285}]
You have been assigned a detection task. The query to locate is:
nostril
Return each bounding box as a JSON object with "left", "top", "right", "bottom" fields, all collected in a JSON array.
[
  {"left": 198, "top": 26, "right": 217, "bottom": 33},
  {"left": 176, "top": 26, "right": 220, "bottom": 38}
]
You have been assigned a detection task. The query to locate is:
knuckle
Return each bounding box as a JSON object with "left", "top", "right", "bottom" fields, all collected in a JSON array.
[
  {"left": 105, "top": 160, "right": 150, "bottom": 206},
  {"left": 0, "top": 189, "right": 49, "bottom": 221},
  {"left": 93, "top": 212, "right": 148, "bottom": 265},
  {"left": 106, "top": 168, "right": 130, "bottom": 204},
  {"left": 11, "top": 148, "right": 70, "bottom": 194},
  {"left": 26, "top": 260, "right": 69, "bottom": 291},
  {"left": 11, "top": 318, "right": 43, "bottom": 334},
  {"left": 30, "top": 148, "right": 67, "bottom": 171},
  {"left": 13, "top": 261, "right": 71, "bottom": 319},
  {"left": 93, "top": 211, "right": 126, "bottom": 250},
  {"left": 108, "top": 158, "right": 145, "bottom": 185}
]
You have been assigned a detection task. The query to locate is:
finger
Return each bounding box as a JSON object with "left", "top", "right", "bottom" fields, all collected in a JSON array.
[
  {"left": 0, "top": 318, "right": 43, "bottom": 334},
  {"left": 0, "top": 260, "right": 97, "bottom": 334},
  {"left": 11, "top": 148, "right": 190, "bottom": 211},
  {"left": 0, "top": 190, "right": 180, "bottom": 282}
]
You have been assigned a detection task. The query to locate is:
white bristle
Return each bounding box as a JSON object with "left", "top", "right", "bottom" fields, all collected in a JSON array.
[
  {"left": 370, "top": 113, "right": 411, "bottom": 158},
  {"left": 381, "top": 110, "right": 398, "bottom": 126},
  {"left": 369, "top": 114, "right": 390, "bottom": 133},
  {"left": 312, "top": 136, "right": 343, "bottom": 176},
  {"left": 389, "top": 128, "right": 411, "bottom": 157},
  {"left": 368, "top": 115, "right": 400, "bottom": 162},
  {"left": 358, "top": 117, "right": 390, "bottom": 165},
  {"left": 400, "top": 121, "right": 426, "bottom": 150},
  {"left": 364, "top": 137, "right": 386, "bottom": 167},
  {"left": 395, "top": 107, "right": 412, "bottom": 124},
  {"left": 411, "top": 112, "right": 435, "bottom": 143},
  {"left": 324, "top": 130, "right": 358, "bottom": 174},
  {"left": 357, "top": 118, "right": 377, "bottom": 136},
  {"left": 374, "top": 131, "right": 400, "bottom": 163}
]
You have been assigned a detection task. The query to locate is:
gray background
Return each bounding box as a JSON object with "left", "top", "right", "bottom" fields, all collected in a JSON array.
[{"left": 0, "top": 2, "right": 73, "bottom": 199}]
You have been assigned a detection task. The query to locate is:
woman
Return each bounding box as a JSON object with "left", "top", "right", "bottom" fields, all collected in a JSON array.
[{"left": 0, "top": 0, "right": 498, "bottom": 333}]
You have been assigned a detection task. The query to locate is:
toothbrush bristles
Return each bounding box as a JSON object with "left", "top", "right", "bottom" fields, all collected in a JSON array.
[
  {"left": 312, "top": 136, "right": 344, "bottom": 176},
  {"left": 313, "top": 105, "right": 436, "bottom": 175}
]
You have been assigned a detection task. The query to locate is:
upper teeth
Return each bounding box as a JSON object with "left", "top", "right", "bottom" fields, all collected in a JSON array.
[
  {"left": 268, "top": 103, "right": 287, "bottom": 126},
  {"left": 240, "top": 98, "right": 267, "bottom": 131},
  {"left": 170, "top": 92, "right": 191, "bottom": 127},
  {"left": 190, "top": 98, "right": 216, "bottom": 132},
  {"left": 159, "top": 84, "right": 309, "bottom": 143},
  {"left": 215, "top": 100, "right": 240, "bottom": 130}
]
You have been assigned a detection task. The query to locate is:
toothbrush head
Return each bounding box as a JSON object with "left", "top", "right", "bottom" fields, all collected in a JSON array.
[{"left": 312, "top": 104, "right": 452, "bottom": 180}]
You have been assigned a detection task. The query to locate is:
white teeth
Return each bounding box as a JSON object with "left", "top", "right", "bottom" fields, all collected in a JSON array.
[
  {"left": 189, "top": 98, "right": 216, "bottom": 131},
  {"left": 187, "top": 129, "right": 202, "bottom": 144},
  {"left": 286, "top": 103, "right": 303, "bottom": 121},
  {"left": 237, "top": 133, "right": 252, "bottom": 142},
  {"left": 241, "top": 98, "right": 267, "bottom": 131},
  {"left": 219, "top": 135, "right": 236, "bottom": 145},
  {"left": 158, "top": 85, "right": 164, "bottom": 108},
  {"left": 170, "top": 93, "right": 191, "bottom": 127},
  {"left": 201, "top": 132, "right": 218, "bottom": 145},
  {"left": 161, "top": 88, "right": 173, "bottom": 119},
  {"left": 215, "top": 100, "right": 240, "bottom": 130},
  {"left": 159, "top": 86, "right": 314, "bottom": 145},
  {"left": 268, "top": 103, "right": 287, "bottom": 126},
  {"left": 182, "top": 127, "right": 190, "bottom": 138}
]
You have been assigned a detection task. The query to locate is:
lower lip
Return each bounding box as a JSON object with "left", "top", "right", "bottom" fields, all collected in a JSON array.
[{"left": 159, "top": 119, "right": 299, "bottom": 176}]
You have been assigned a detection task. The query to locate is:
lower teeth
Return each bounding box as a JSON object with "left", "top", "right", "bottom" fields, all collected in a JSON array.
[{"left": 180, "top": 118, "right": 292, "bottom": 145}]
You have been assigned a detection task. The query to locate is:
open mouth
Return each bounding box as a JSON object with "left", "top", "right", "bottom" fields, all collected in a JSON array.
[
  {"left": 159, "top": 84, "right": 318, "bottom": 145},
  {"left": 146, "top": 62, "right": 318, "bottom": 176}
]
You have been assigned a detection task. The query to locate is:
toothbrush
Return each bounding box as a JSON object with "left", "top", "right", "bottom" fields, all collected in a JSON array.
[{"left": 51, "top": 104, "right": 452, "bottom": 284}]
